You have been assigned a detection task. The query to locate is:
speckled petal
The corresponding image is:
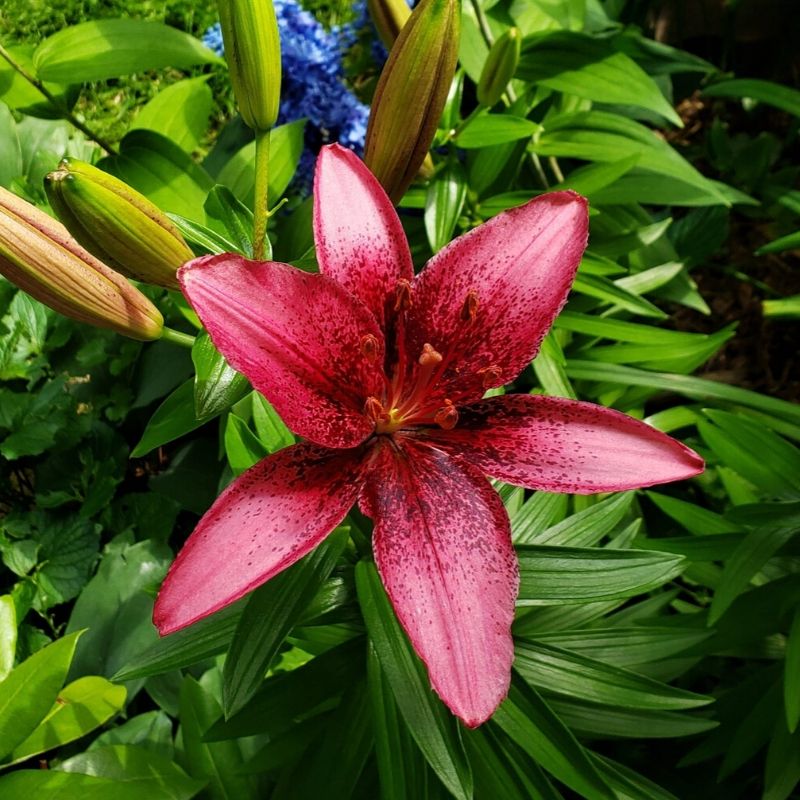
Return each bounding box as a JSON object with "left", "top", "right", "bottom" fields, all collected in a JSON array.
[
  {"left": 360, "top": 437, "right": 518, "bottom": 727},
  {"left": 426, "top": 394, "right": 705, "bottom": 493},
  {"left": 154, "top": 443, "right": 365, "bottom": 635},
  {"left": 180, "top": 254, "right": 385, "bottom": 449},
  {"left": 314, "top": 144, "right": 413, "bottom": 327},
  {"left": 404, "top": 191, "right": 588, "bottom": 404}
]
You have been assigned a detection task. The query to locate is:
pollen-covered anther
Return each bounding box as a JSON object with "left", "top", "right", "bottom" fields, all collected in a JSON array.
[
  {"left": 478, "top": 364, "right": 503, "bottom": 389},
  {"left": 394, "top": 278, "right": 413, "bottom": 312},
  {"left": 360, "top": 333, "right": 380, "bottom": 362},
  {"left": 434, "top": 400, "right": 459, "bottom": 430},
  {"left": 418, "top": 342, "right": 443, "bottom": 367},
  {"left": 460, "top": 288, "right": 479, "bottom": 323}
]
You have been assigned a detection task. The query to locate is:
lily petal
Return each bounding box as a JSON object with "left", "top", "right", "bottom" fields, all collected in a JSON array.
[
  {"left": 180, "top": 254, "right": 385, "bottom": 449},
  {"left": 154, "top": 443, "right": 365, "bottom": 635},
  {"left": 314, "top": 144, "right": 413, "bottom": 327},
  {"left": 426, "top": 394, "right": 704, "bottom": 493},
  {"left": 360, "top": 437, "right": 518, "bottom": 727},
  {"left": 405, "top": 191, "right": 588, "bottom": 403}
]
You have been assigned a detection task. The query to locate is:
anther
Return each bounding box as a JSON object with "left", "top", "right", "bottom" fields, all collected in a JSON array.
[
  {"left": 460, "top": 288, "right": 479, "bottom": 323},
  {"left": 394, "top": 279, "right": 413, "bottom": 312},
  {"left": 418, "top": 343, "right": 443, "bottom": 367},
  {"left": 478, "top": 364, "right": 502, "bottom": 388},
  {"left": 434, "top": 400, "right": 459, "bottom": 430},
  {"left": 360, "top": 334, "right": 379, "bottom": 363}
]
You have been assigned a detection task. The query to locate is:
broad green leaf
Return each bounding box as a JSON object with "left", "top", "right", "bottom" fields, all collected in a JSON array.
[
  {"left": 532, "top": 492, "right": 634, "bottom": 547},
  {"left": 456, "top": 113, "right": 540, "bottom": 148},
  {"left": 758, "top": 233, "right": 800, "bottom": 258},
  {"left": 518, "top": 31, "right": 681, "bottom": 124},
  {"left": 709, "top": 518, "right": 800, "bottom": 624},
  {"left": 572, "top": 273, "right": 666, "bottom": 318},
  {"left": 10, "top": 676, "right": 126, "bottom": 763},
  {"left": 34, "top": 19, "right": 221, "bottom": 83},
  {"left": 530, "top": 626, "right": 712, "bottom": 669},
  {"left": 425, "top": 162, "right": 467, "bottom": 253},
  {"left": 218, "top": 120, "right": 305, "bottom": 209},
  {"left": 0, "top": 45, "right": 76, "bottom": 118},
  {"left": 549, "top": 697, "right": 717, "bottom": 738},
  {"left": 222, "top": 528, "right": 349, "bottom": 717},
  {"left": 532, "top": 331, "right": 575, "bottom": 399},
  {"left": 645, "top": 491, "right": 741, "bottom": 535},
  {"left": 534, "top": 111, "right": 728, "bottom": 204},
  {"left": 355, "top": 560, "right": 473, "bottom": 800},
  {"left": 0, "top": 770, "right": 185, "bottom": 799},
  {"left": 493, "top": 676, "right": 616, "bottom": 800},
  {"left": 565, "top": 361, "right": 800, "bottom": 427},
  {"left": 704, "top": 78, "right": 800, "bottom": 117},
  {"left": 223, "top": 414, "right": 267, "bottom": 475},
  {"left": 516, "top": 545, "right": 685, "bottom": 604},
  {"left": 205, "top": 638, "right": 363, "bottom": 741},
  {"left": 786, "top": 611, "right": 800, "bottom": 733},
  {"left": 99, "top": 130, "right": 214, "bottom": 224},
  {"left": 251, "top": 394, "right": 294, "bottom": 451},
  {"left": 179, "top": 675, "right": 256, "bottom": 800},
  {"left": 553, "top": 154, "right": 640, "bottom": 197},
  {"left": 764, "top": 721, "right": 800, "bottom": 800},
  {"left": 510, "top": 492, "right": 568, "bottom": 545},
  {"left": 368, "top": 643, "right": 431, "bottom": 800},
  {"left": 514, "top": 641, "right": 710, "bottom": 710},
  {"left": 635, "top": 534, "right": 743, "bottom": 562},
  {"left": 0, "top": 630, "right": 81, "bottom": 761},
  {"left": 59, "top": 743, "right": 204, "bottom": 799},
  {"left": 464, "top": 724, "right": 564, "bottom": 800},
  {"left": 192, "top": 332, "right": 250, "bottom": 423},
  {"left": 0, "top": 103, "right": 22, "bottom": 189},
  {"left": 90, "top": 710, "right": 174, "bottom": 757},
  {"left": 112, "top": 601, "right": 243, "bottom": 682},
  {"left": 132, "top": 379, "right": 204, "bottom": 457},
  {"left": 593, "top": 754, "right": 679, "bottom": 800},
  {"left": 0, "top": 596, "right": 16, "bottom": 683},
  {"left": 204, "top": 185, "right": 255, "bottom": 258},
  {"left": 168, "top": 213, "right": 239, "bottom": 256},
  {"left": 131, "top": 77, "right": 213, "bottom": 153}
]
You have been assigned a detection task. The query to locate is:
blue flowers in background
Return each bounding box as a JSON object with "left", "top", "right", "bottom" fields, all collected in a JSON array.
[{"left": 203, "top": 0, "right": 372, "bottom": 194}]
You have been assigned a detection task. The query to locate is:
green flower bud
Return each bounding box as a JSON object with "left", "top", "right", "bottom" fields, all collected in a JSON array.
[
  {"left": 0, "top": 187, "right": 163, "bottom": 341},
  {"left": 45, "top": 158, "right": 193, "bottom": 290},
  {"left": 217, "top": 0, "right": 281, "bottom": 132},
  {"left": 364, "top": 0, "right": 460, "bottom": 203},
  {"left": 367, "top": 0, "right": 411, "bottom": 49},
  {"left": 477, "top": 27, "right": 521, "bottom": 108}
]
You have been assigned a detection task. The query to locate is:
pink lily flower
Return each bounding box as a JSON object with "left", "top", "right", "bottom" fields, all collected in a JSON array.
[{"left": 153, "top": 144, "right": 703, "bottom": 727}]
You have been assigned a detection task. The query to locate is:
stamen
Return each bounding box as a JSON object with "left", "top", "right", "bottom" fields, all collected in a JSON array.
[
  {"left": 434, "top": 400, "right": 459, "bottom": 430},
  {"left": 364, "top": 396, "right": 386, "bottom": 424},
  {"left": 360, "top": 334, "right": 379, "bottom": 363},
  {"left": 478, "top": 364, "right": 503, "bottom": 388},
  {"left": 460, "top": 288, "right": 479, "bottom": 323},
  {"left": 394, "top": 279, "right": 413, "bottom": 312},
  {"left": 418, "top": 343, "right": 443, "bottom": 367}
]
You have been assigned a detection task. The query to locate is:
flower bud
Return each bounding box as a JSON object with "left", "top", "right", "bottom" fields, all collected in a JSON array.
[
  {"left": 477, "top": 27, "right": 521, "bottom": 108},
  {"left": 364, "top": 0, "right": 460, "bottom": 203},
  {"left": 45, "top": 159, "right": 193, "bottom": 290},
  {"left": 217, "top": 0, "right": 281, "bottom": 131},
  {"left": 0, "top": 187, "right": 163, "bottom": 341},
  {"left": 367, "top": 0, "right": 411, "bottom": 50}
]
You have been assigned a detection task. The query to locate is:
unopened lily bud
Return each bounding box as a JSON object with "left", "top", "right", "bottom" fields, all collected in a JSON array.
[
  {"left": 477, "top": 27, "right": 520, "bottom": 108},
  {"left": 0, "top": 187, "right": 163, "bottom": 341},
  {"left": 217, "top": 0, "right": 281, "bottom": 131},
  {"left": 45, "top": 159, "right": 193, "bottom": 290},
  {"left": 367, "top": 0, "right": 411, "bottom": 49},
  {"left": 364, "top": 0, "right": 460, "bottom": 203}
]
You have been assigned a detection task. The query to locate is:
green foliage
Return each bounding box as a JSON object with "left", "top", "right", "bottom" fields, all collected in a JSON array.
[{"left": 0, "top": 0, "right": 798, "bottom": 797}]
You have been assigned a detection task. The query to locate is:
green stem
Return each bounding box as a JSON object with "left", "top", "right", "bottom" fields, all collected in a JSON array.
[
  {"left": 0, "top": 43, "right": 118, "bottom": 156},
  {"left": 161, "top": 327, "right": 196, "bottom": 348},
  {"left": 448, "top": 104, "right": 485, "bottom": 140},
  {"left": 469, "top": 0, "right": 495, "bottom": 47},
  {"left": 253, "top": 129, "right": 271, "bottom": 261}
]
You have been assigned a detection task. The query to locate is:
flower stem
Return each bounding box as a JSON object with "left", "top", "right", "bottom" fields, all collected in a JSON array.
[
  {"left": 253, "top": 129, "right": 271, "bottom": 261},
  {"left": 161, "top": 327, "right": 196, "bottom": 349},
  {"left": 0, "top": 43, "right": 118, "bottom": 156}
]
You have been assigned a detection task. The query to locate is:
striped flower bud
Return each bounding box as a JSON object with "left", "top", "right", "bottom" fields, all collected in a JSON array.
[
  {"left": 45, "top": 159, "right": 193, "bottom": 290},
  {"left": 367, "top": 0, "right": 411, "bottom": 50},
  {"left": 217, "top": 0, "right": 281, "bottom": 132},
  {"left": 364, "top": 0, "right": 460, "bottom": 203},
  {"left": 0, "top": 187, "right": 163, "bottom": 341},
  {"left": 477, "top": 27, "right": 521, "bottom": 108}
]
